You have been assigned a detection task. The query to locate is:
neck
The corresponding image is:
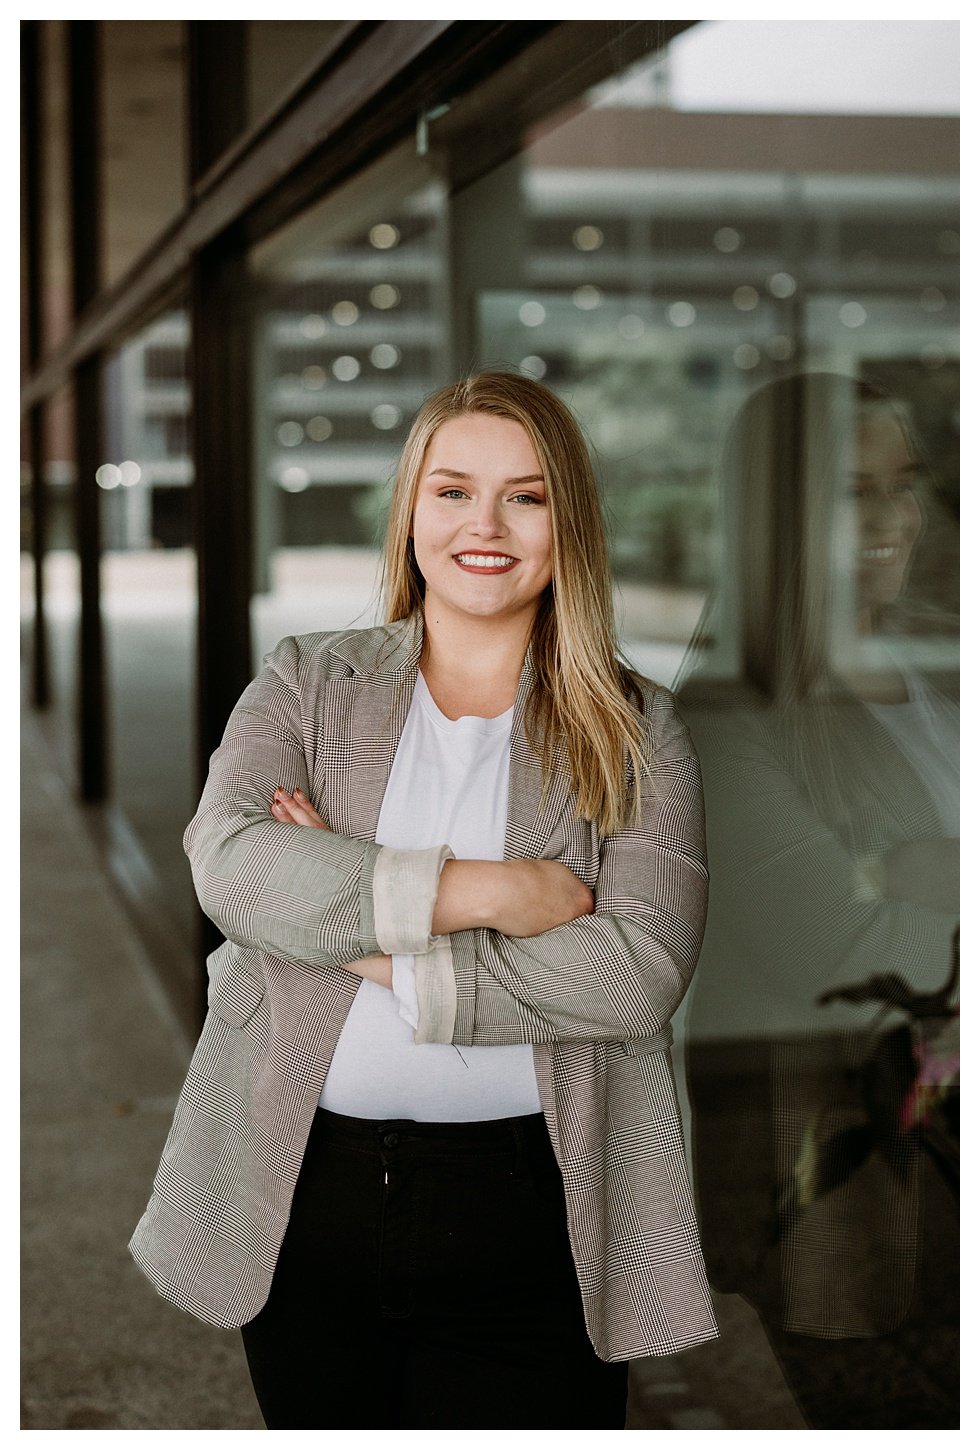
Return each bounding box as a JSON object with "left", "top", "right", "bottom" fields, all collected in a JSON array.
[{"left": 419, "top": 601, "right": 533, "bottom": 718}]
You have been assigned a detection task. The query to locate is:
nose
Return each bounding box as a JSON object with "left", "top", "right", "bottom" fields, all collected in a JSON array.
[
  {"left": 860, "top": 489, "right": 906, "bottom": 538},
  {"left": 468, "top": 497, "right": 506, "bottom": 538}
]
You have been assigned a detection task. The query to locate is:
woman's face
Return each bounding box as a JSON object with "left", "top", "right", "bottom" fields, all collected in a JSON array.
[
  {"left": 849, "top": 408, "right": 923, "bottom": 614},
  {"left": 411, "top": 412, "right": 553, "bottom": 630}
]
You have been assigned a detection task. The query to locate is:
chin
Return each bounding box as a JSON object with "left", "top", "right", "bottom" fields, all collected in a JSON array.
[{"left": 857, "top": 571, "right": 909, "bottom": 613}]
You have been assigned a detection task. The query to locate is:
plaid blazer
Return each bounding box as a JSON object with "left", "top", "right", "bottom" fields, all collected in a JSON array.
[{"left": 129, "top": 616, "right": 718, "bottom": 1361}]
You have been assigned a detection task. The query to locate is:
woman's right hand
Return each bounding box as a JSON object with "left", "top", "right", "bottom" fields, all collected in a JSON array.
[{"left": 433, "top": 858, "right": 594, "bottom": 938}]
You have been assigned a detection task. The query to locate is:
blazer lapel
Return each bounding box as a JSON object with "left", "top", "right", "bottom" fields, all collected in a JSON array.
[{"left": 325, "top": 617, "right": 423, "bottom": 842}]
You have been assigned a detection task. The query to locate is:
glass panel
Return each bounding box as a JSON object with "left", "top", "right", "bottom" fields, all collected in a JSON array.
[
  {"left": 100, "top": 308, "right": 196, "bottom": 942},
  {"left": 248, "top": 146, "right": 447, "bottom": 666},
  {"left": 101, "top": 20, "right": 187, "bottom": 289},
  {"left": 463, "top": 19, "right": 959, "bottom": 690},
  {"left": 20, "top": 387, "right": 78, "bottom": 775}
]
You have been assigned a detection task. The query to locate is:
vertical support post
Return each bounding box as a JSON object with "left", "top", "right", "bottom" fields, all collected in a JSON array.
[
  {"left": 68, "top": 20, "right": 107, "bottom": 800},
  {"left": 186, "top": 22, "right": 251, "bottom": 982},
  {"left": 189, "top": 240, "right": 254, "bottom": 782},
  {"left": 187, "top": 20, "right": 251, "bottom": 785},
  {"left": 21, "top": 21, "right": 49, "bottom": 709}
]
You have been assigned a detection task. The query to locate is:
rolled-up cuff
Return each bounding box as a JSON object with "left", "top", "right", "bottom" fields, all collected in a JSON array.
[
  {"left": 413, "top": 938, "right": 458, "bottom": 1044},
  {"left": 372, "top": 844, "right": 454, "bottom": 955}
]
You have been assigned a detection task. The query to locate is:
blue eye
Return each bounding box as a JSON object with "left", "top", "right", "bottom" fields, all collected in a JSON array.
[
  {"left": 512, "top": 492, "right": 544, "bottom": 505},
  {"left": 439, "top": 488, "right": 468, "bottom": 500}
]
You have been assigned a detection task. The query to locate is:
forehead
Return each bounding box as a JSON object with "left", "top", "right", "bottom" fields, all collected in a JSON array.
[{"left": 424, "top": 412, "right": 541, "bottom": 470}]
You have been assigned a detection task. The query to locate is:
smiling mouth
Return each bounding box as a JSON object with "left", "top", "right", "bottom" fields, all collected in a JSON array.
[
  {"left": 453, "top": 552, "right": 518, "bottom": 571},
  {"left": 860, "top": 546, "right": 902, "bottom": 563}
]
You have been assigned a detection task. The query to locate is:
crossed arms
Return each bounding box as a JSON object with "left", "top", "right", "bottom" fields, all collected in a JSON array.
[{"left": 185, "top": 636, "right": 708, "bottom": 1047}]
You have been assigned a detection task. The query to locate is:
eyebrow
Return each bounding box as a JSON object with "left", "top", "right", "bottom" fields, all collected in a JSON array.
[{"left": 426, "top": 467, "right": 545, "bottom": 485}]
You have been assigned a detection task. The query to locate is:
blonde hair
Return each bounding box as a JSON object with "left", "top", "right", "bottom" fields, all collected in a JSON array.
[{"left": 383, "top": 372, "right": 647, "bottom": 835}]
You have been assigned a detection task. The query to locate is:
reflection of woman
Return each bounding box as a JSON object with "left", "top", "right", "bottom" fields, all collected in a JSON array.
[
  {"left": 682, "top": 372, "right": 958, "bottom": 1430},
  {"left": 130, "top": 372, "right": 717, "bottom": 1430}
]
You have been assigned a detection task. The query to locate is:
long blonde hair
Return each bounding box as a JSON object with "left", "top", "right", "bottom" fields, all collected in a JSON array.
[{"left": 383, "top": 372, "right": 647, "bottom": 835}]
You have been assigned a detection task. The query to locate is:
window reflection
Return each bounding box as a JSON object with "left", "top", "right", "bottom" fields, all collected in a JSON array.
[
  {"left": 100, "top": 310, "right": 196, "bottom": 940},
  {"left": 471, "top": 26, "right": 957, "bottom": 692},
  {"left": 249, "top": 162, "right": 447, "bottom": 661},
  {"left": 21, "top": 388, "right": 78, "bottom": 774}
]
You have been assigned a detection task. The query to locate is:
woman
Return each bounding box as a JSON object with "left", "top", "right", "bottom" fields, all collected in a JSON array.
[
  {"left": 130, "top": 372, "right": 717, "bottom": 1429},
  {"left": 680, "top": 372, "right": 959, "bottom": 1428}
]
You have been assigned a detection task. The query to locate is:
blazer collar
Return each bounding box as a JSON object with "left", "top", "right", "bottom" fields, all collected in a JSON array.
[
  {"left": 328, "top": 612, "right": 537, "bottom": 714},
  {"left": 327, "top": 614, "right": 423, "bottom": 678}
]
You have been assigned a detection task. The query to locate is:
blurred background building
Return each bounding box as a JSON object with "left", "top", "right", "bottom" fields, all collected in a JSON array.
[{"left": 21, "top": 20, "right": 958, "bottom": 1428}]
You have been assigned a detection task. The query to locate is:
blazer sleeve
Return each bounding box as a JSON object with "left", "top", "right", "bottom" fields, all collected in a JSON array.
[
  {"left": 413, "top": 688, "right": 709, "bottom": 1046},
  {"left": 183, "top": 635, "right": 451, "bottom": 970}
]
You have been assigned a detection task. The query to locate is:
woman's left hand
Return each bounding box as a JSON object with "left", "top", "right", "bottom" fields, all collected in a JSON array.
[
  {"left": 271, "top": 786, "right": 327, "bottom": 829},
  {"left": 271, "top": 786, "right": 393, "bottom": 989}
]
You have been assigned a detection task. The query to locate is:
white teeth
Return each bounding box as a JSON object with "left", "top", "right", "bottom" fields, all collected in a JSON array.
[
  {"left": 861, "top": 547, "right": 900, "bottom": 560},
  {"left": 454, "top": 554, "right": 516, "bottom": 567}
]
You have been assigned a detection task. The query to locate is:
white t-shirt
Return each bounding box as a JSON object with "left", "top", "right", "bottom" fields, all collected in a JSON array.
[{"left": 320, "top": 671, "right": 541, "bottom": 1120}]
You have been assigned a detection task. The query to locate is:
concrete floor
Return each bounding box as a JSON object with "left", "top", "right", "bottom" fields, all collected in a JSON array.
[
  {"left": 21, "top": 706, "right": 265, "bottom": 1430},
  {"left": 20, "top": 701, "right": 808, "bottom": 1432}
]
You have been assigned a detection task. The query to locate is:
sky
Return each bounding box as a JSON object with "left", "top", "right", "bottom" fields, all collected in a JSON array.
[{"left": 604, "top": 19, "right": 959, "bottom": 116}]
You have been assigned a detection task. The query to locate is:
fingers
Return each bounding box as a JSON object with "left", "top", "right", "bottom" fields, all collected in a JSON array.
[{"left": 270, "top": 786, "right": 329, "bottom": 830}]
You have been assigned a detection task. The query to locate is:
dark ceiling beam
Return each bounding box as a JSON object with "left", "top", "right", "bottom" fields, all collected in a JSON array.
[{"left": 20, "top": 19, "right": 544, "bottom": 413}]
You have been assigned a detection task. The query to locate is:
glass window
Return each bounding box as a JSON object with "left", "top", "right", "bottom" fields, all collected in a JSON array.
[
  {"left": 248, "top": 145, "right": 447, "bottom": 665},
  {"left": 100, "top": 307, "right": 196, "bottom": 941},
  {"left": 458, "top": 19, "right": 958, "bottom": 686},
  {"left": 241, "top": 19, "right": 956, "bottom": 693},
  {"left": 21, "top": 387, "right": 78, "bottom": 775}
]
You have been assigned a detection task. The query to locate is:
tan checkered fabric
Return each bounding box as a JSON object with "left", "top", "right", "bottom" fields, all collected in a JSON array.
[{"left": 129, "top": 615, "right": 718, "bottom": 1360}]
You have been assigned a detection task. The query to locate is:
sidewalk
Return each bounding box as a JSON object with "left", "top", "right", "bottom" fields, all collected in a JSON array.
[
  {"left": 20, "top": 707, "right": 263, "bottom": 1430},
  {"left": 20, "top": 702, "right": 804, "bottom": 1431}
]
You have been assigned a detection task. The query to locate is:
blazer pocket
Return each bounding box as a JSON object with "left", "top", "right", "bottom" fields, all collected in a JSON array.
[{"left": 206, "top": 943, "right": 266, "bottom": 1028}]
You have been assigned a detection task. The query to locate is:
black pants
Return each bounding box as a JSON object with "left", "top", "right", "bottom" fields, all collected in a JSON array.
[{"left": 241, "top": 1108, "right": 628, "bottom": 1429}]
